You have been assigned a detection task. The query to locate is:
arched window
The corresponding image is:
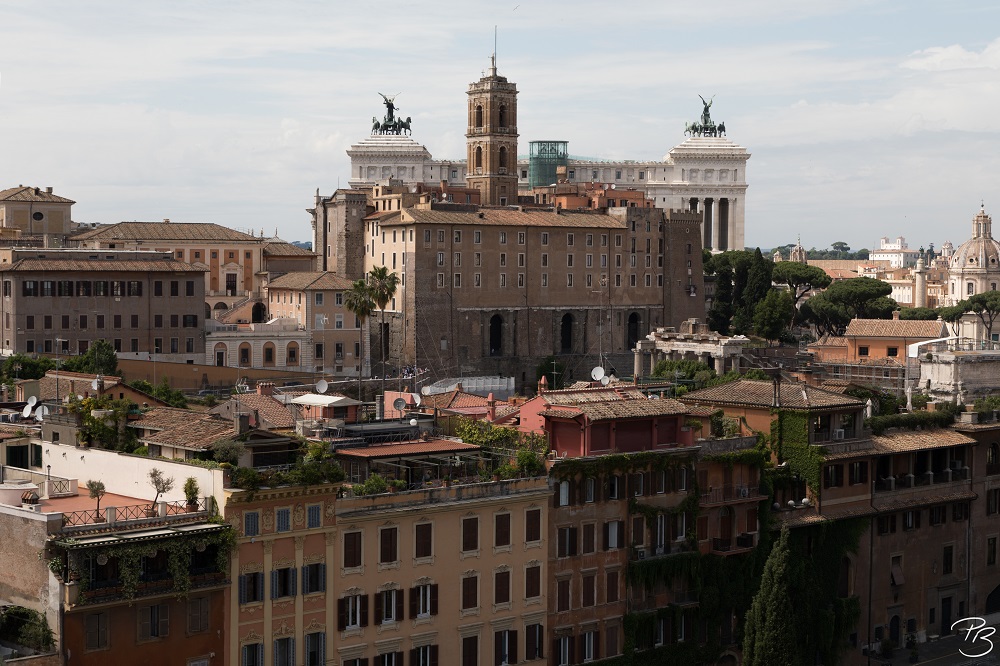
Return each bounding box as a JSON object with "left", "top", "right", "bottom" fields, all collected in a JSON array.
[
  {"left": 286, "top": 342, "right": 299, "bottom": 366},
  {"left": 489, "top": 315, "right": 503, "bottom": 357},
  {"left": 498, "top": 104, "right": 507, "bottom": 127},
  {"left": 262, "top": 342, "right": 276, "bottom": 366},
  {"left": 475, "top": 105, "right": 484, "bottom": 128},
  {"left": 989, "top": 443, "right": 999, "bottom": 470},
  {"left": 627, "top": 312, "right": 641, "bottom": 350},
  {"left": 499, "top": 146, "right": 508, "bottom": 169},
  {"left": 238, "top": 342, "right": 251, "bottom": 367},
  {"left": 968, "top": 282, "right": 976, "bottom": 295},
  {"left": 475, "top": 146, "right": 483, "bottom": 170},
  {"left": 560, "top": 313, "right": 574, "bottom": 353}
]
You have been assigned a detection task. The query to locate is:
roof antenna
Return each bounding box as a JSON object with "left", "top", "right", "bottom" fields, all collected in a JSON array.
[{"left": 494, "top": 25, "right": 497, "bottom": 68}]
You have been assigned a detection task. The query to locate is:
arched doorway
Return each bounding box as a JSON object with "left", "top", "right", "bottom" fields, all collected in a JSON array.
[
  {"left": 214, "top": 343, "right": 228, "bottom": 367},
  {"left": 560, "top": 313, "right": 574, "bottom": 354},
  {"left": 889, "top": 615, "right": 900, "bottom": 647},
  {"left": 627, "top": 312, "right": 641, "bottom": 350},
  {"left": 489, "top": 315, "right": 503, "bottom": 357},
  {"left": 251, "top": 302, "right": 267, "bottom": 323}
]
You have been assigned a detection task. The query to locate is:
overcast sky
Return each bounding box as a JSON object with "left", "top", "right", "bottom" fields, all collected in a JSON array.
[{"left": 2, "top": 1, "right": 999, "bottom": 252}]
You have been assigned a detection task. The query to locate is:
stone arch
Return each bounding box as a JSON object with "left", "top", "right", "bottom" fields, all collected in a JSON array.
[
  {"left": 262, "top": 342, "right": 276, "bottom": 367},
  {"left": 560, "top": 313, "right": 574, "bottom": 354},
  {"left": 204, "top": 303, "right": 211, "bottom": 321},
  {"left": 214, "top": 343, "right": 227, "bottom": 367},
  {"left": 251, "top": 302, "right": 267, "bottom": 323},
  {"left": 238, "top": 342, "right": 251, "bottom": 367},
  {"left": 489, "top": 314, "right": 503, "bottom": 357},
  {"left": 286, "top": 342, "right": 300, "bottom": 366},
  {"left": 499, "top": 146, "right": 508, "bottom": 170},
  {"left": 498, "top": 104, "right": 507, "bottom": 127},
  {"left": 213, "top": 302, "right": 229, "bottom": 311}
]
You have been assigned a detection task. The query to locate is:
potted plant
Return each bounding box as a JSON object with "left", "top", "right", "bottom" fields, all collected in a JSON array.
[
  {"left": 390, "top": 479, "right": 407, "bottom": 493},
  {"left": 86, "top": 479, "right": 106, "bottom": 522},
  {"left": 183, "top": 477, "right": 200, "bottom": 512},
  {"left": 147, "top": 468, "right": 174, "bottom": 517}
]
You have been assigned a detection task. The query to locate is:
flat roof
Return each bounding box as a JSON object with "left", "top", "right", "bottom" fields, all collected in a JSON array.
[{"left": 336, "top": 439, "right": 480, "bottom": 459}]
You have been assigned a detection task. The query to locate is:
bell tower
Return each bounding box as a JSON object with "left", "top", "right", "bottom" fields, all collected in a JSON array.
[{"left": 466, "top": 56, "right": 519, "bottom": 206}]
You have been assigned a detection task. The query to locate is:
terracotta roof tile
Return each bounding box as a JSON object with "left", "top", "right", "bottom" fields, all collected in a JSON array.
[
  {"left": 6, "top": 258, "right": 203, "bottom": 273},
  {"left": 545, "top": 386, "right": 647, "bottom": 405},
  {"left": 872, "top": 490, "right": 977, "bottom": 513},
  {"left": 541, "top": 398, "right": 688, "bottom": 421},
  {"left": 845, "top": 318, "right": 948, "bottom": 339},
  {"left": 681, "top": 380, "right": 864, "bottom": 410},
  {"left": 140, "top": 415, "right": 235, "bottom": 451},
  {"left": 262, "top": 242, "right": 316, "bottom": 257},
  {"left": 0, "top": 186, "right": 74, "bottom": 204},
  {"left": 71, "top": 221, "right": 259, "bottom": 242},
  {"left": 401, "top": 208, "right": 627, "bottom": 229},
  {"left": 267, "top": 272, "right": 356, "bottom": 291},
  {"left": 871, "top": 429, "right": 976, "bottom": 453},
  {"left": 234, "top": 394, "right": 295, "bottom": 429},
  {"left": 335, "top": 439, "right": 480, "bottom": 458}
]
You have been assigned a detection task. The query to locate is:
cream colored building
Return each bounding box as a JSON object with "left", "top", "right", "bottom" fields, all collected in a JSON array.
[{"left": 0, "top": 184, "right": 75, "bottom": 242}]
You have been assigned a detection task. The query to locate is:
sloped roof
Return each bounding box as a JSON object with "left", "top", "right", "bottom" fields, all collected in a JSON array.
[
  {"left": 262, "top": 242, "right": 316, "bottom": 257},
  {"left": 421, "top": 390, "right": 497, "bottom": 410},
  {"left": 540, "top": 397, "right": 688, "bottom": 421},
  {"left": 267, "top": 272, "right": 355, "bottom": 291},
  {"left": 0, "top": 186, "right": 74, "bottom": 204},
  {"left": 6, "top": 258, "right": 203, "bottom": 273},
  {"left": 140, "top": 414, "right": 236, "bottom": 451},
  {"left": 402, "top": 207, "right": 626, "bottom": 229},
  {"left": 70, "top": 221, "right": 259, "bottom": 242},
  {"left": 871, "top": 429, "right": 975, "bottom": 454},
  {"left": 681, "top": 379, "right": 864, "bottom": 410},
  {"left": 811, "top": 334, "right": 848, "bottom": 347},
  {"left": 232, "top": 394, "right": 295, "bottom": 429},
  {"left": 544, "top": 386, "right": 647, "bottom": 405},
  {"left": 845, "top": 318, "right": 947, "bottom": 339}
]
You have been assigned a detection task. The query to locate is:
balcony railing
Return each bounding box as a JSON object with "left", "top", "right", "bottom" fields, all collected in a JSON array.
[
  {"left": 712, "top": 533, "right": 756, "bottom": 554},
  {"left": 700, "top": 484, "right": 763, "bottom": 505},
  {"left": 875, "top": 468, "right": 970, "bottom": 492}
]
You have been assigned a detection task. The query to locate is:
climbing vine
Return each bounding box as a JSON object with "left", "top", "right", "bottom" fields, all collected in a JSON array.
[
  {"left": 551, "top": 451, "right": 697, "bottom": 480},
  {"left": 770, "top": 410, "right": 822, "bottom": 497}
]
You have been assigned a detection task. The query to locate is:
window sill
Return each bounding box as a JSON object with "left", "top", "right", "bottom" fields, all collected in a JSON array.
[
  {"left": 341, "top": 566, "right": 364, "bottom": 577},
  {"left": 377, "top": 561, "right": 400, "bottom": 572},
  {"left": 460, "top": 607, "right": 480, "bottom": 618},
  {"left": 460, "top": 550, "right": 480, "bottom": 561},
  {"left": 413, "top": 557, "right": 434, "bottom": 567},
  {"left": 493, "top": 545, "right": 512, "bottom": 556}
]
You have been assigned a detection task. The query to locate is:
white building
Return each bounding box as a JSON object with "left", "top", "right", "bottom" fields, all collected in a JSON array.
[{"left": 870, "top": 236, "right": 920, "bottom": 268}]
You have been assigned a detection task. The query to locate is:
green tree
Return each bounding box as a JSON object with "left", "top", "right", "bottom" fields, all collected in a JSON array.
[
  {"left": 830, "top": 241, "right": 851, "bottom": 254},
  {"left": 898, "top": 307, "right": 939, "bottom": 320},
  {"left": 939, "top": 304, "right": 966, "bottom": 335},
  {"left": 823, "top": 277, "right": 895, "bottom": 319},
  {"left": 368, "top": 266, "right": 400, "bottom": 417},
  {"left": 707, "top": 262, "right": 734, "bottom": 334},
  {"left": 2, "top": 354, "right": 54, "bottom": 381},
  {"left": 799, "top": 292, "right": 851, "bottom": 337},
  {"left": 962, "top": 290, "right": 1000, "bottom": 341},
  {"left": 772, "top": 262, "right": 832, "bottom": 312},
  {"left": 61, "top": 339, "right": 119, "bottom": 376},
  {"left": 732, "top": 249, "right": 774, "bottom": 334},
  {"left": 743, "top": 526, "right": 803, "bottom": 666},
  {"left": 753, "top": 289, "right": 794, "bottom": 341},
  {"left": 344, "top": 278, "right": 376, "bottom": 420}
]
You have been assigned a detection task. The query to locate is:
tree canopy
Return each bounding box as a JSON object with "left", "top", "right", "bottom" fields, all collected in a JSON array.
[
  {"left": 963, "top": 291, "right": 1000, "bottom": 341},
  {"left": 753, "top": 289, "right": 794, "bottom": 341},
  {"left": 706, "top": 249, "right": 773, "bottom": 335},
  {"left": 62, "top": 339, "right": 119, "bottom": 376},
  {"left": 822, "top": 277, "right": 895, "bottom": 319},
  {"left": 772, "top": 262, "right": 831, "bottom": 311}
]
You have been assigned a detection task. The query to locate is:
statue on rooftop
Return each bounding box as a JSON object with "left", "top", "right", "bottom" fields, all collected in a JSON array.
[{"left": 699, "top": 94, "right": 714, "bottom": 126}]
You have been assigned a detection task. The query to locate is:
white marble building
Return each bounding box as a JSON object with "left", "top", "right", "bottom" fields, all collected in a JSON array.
[{"left": 870, "top": 236, "right": 920, "bottom": 268}]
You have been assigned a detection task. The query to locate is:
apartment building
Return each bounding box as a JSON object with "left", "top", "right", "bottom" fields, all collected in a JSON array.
[{"left": 0, "top": 248, "right": 206, "bottom": 360}]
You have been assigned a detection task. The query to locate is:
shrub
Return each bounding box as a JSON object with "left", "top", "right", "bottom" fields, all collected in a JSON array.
[
  {"left": 213, "top": 439, "right": 247, "bottom": 466},
  {"left": 353, "top": 473, "right": 389, "bottom": 496},
  {"left": 230, "top": 467, "right": 261, "bottom": 492},
  {"left": 183, "top": 477, "right": 200, "bottom": 504}
]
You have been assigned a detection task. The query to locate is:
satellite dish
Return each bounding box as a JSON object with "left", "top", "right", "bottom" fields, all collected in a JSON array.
[
  {"left": 91, "top": 379, "right": 100, "bottom": 391},
  {"left": 38, "top": 406, "right": 49, "bottom": 417},
  {"left": 315, "top": 379, "right": 329, "bottom": 394},
  {"left": 34, "top": 410, "right": 43, "bottom": 422},
  {"left": 412, "top": 393, "right": 422, "bottom": 406},
  {"left": 26, "top": 396, "right": 37, "bottom": 407},
  {"left": 590, "top": 366, "right": 605, "bottom": 381},
  {"left": 420, "top": 386, "right": 431, "bottom": 395},
  {"left": 600, "top": 376, "right": 610, "bottom": 386},
  {"left": 21, "top": 405, "right": 31, "bottom": 418},
  {"left": 77, "top": 394, "right": 84, "bottom": 400},
  {"left": 393, "top": 397, "right": 407, "bottom": 412}
]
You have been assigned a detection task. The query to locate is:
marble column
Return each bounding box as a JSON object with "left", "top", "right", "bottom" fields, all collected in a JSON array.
[
  {"left": 702, "top": 199, "right": 712, "bottom": 250},
  {"left": 711, "top": 199, "right": 721, "bottom": 252}
]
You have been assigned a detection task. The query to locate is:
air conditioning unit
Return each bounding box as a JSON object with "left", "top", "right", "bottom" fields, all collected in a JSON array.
[
  {"left": 832, "top": 429, "right": 845, "bottom": 440},
  {"left": 637, "top": 549, "right": 646, "bottom": 560},
  {"left": 654, "top": 546, "right": 665, "bottom": 556}
]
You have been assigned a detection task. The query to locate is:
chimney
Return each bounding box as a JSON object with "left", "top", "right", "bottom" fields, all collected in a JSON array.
[
  {"left": 234, "top": 412, "right": 250, "bottom": 435},
  {"left": 538, "top": 374, "right": 548, "bottom": 394},
  {"left": 257, "top": 381, "right": 274, "bottom": 397},
  {"left": 772, "top": 375, "right": 782, "bottom": 408},
  {"left": 45, "top": 187, "right": 52, "bottom": 194},
  {"left": 487, "top": 392, "right": 496, "bottom": 421},
  {"left": 892, "top": 310, "right": 900, "bottom": 320},
  {"left": 163, "top": 218, "right": 170, "bottom": 224}
]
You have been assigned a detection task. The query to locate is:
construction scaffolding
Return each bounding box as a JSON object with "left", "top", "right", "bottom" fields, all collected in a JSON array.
[{"left": 528, "top": 140, "right": 569, "bottom": 188}]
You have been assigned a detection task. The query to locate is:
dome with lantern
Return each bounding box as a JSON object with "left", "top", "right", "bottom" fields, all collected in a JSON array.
[{"left": 947, "top": 205, "right": 1000, "bottom": 305}]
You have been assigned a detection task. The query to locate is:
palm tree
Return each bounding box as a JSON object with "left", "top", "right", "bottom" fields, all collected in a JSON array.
[
  {"left": 344, "top": 279, "right": 375, "bottom": 422},
  {"left": 367, "top": 266, "right": 400, "bottom": 419}
]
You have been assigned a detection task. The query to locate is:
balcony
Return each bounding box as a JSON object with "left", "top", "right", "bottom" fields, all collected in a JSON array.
[
  {"left": 712, "top": 533, "right": 756, "bottom": 555},
  {"left": 874, "top": 467, "right": 970, "bottom": 493},
  {"left": 700, "top": 484, "right": 764, "bottom": 506}
]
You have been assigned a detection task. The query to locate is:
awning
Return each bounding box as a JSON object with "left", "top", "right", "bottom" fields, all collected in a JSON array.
[
  {"left": 890, "top": 562, "right": 905, "bottom": 586},
  {"left": 291, "top": 394, "right": 362, "bottom": 407}
]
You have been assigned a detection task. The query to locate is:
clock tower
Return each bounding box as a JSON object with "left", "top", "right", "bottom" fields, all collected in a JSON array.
[{"left": 466, "top": 56, "right": 519, "bottom": 206}]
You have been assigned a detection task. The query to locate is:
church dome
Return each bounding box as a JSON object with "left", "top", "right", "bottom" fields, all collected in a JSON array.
[{"left": 950, "top": 206, "right": 1000, "bottom": 271}]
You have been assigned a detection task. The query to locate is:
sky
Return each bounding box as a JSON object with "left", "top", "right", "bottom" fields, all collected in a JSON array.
[{"left": 2, "top": 0, "right": 1000, "bottom": 252}]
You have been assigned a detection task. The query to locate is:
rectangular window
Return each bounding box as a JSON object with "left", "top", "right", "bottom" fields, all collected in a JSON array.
[
  {"left": 943, "top": 545, "right": 954, "bottom": 575},
  {"left": 557, "top": 526, "right": 578, "bottom": 558},
  {"left": 302, "top": 562, "right": 326, "bottom": 594},
  {"left": 275, "top": 508, "right": 291, "bottom": 532},
  {"left": 86, "top": 612, "right": 109, "bottom": 650},
  {"left": 607, "top": 570, "right": 619, "bottom": 603},
  {"left": 454, "top": 230, "right": 462, "bottom": 243},
  {"left": 415, "top": 523, "right": 433, "bottom": 558},
  {"left": 413, "top": 582, "right": 437, "bottom": 618},
  {"left": 494, "top": 570, "right": 511, "bottom": 604},
  {"left": 495, "top": 513, "right": 511, "bottom": 548},
  {"left": 525, "top": 508, "right": 541, "bottom": 543},
  {"left": 244, "top": 512, "right": 260, "bottom": 537},
  {"left": 859, "top": 346, "right": 869, "bottom": 357},
  {"left": 343, "top": 531, "right": 362, "bottom": 568},
  {"left": 339, "top": 594, "right": 367, "bottom": 630},
  {"left": 462, "top": 575, "right": 478, "bottom": 610},
  {"left": 903, "top": 510, "right": 920, "bottom": 531},
  {"left": 930, "top": 506, "right": 947, "bottom": 525},
  {"left": 525, "top": 624, "right": 544, "bottom": 661},
  {"left": 582, "top": 574, "right": 596, "bottom": 607},
  {"left": 499, "top": 232, "right": 507, "bottom": 244},
  {"left": 187, "top": 597, "right": 209, "bottom": 634},
  {"left": 238, "top": 572, "right": 265, "bottom": 604},
  {"left": 583, "top": 523, "right": 596, "bottom": 554},
  {"left": 271, "top": 567, "right": 297, "bottom": 599},
  {"left": 849, "top": 461, "right": 867, "bottom": 485},
  {"left": 454, "top": 273, "right": 462, "bottom": 288},
  {"left": 463, "top": 517, "right": 479, "bottom": 552},
  {"left": 557, "top": 578, "right": 570, "bottom": 612},
  {"left": 137, "top": 602, "right": 169, "bottom": 640},
  {"left": 525, "top": 565, "right": 541, "bottom": 599},
  {"left": 474, "top": 230, "right": 482, "bottom": 243},
  {"left": 823, "top": 464, "right": 844, "bottom": 489},
  {"left": 131, "top": 314, "right": 139, "bottom": 328},
  {"left": 307, "top": 504, "right": 322, "bottom": 528},
  {"left": 274, "top": 637, "right": 294, "bottom": 666},
  {"left": 463, "top": 636, "right": 479, "bottom": 666},
  {"left": 541, "top": 233, "right": 549, "bottom": 245},
  {"left": 304, "top": 632, "right": 326, "bottom": 666},
  {"left": 380, "top": 527, "right": 399, "bottom": 564}
]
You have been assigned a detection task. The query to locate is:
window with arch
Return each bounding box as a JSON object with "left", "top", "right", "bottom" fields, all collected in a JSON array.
[
  {"left": 475, "top": 104, "right": 483, "bottom": 128},
  {"left": 475, "top": 146, "right": 483, "bottom": 169},
  {"left": 968, "top": 282, "right": 976, "bottom": 295},
  {"left": 489, "top": 314, "right": 503, "bottom": 357},
  {"left": 560, "top": 313, "right": 574, "bottom": 354},
  {"left": 499, "top": 146, "right": 508, "bottom": 169},
  {"left": 498, "top": 104, "right": 507, "bottom": 127}
]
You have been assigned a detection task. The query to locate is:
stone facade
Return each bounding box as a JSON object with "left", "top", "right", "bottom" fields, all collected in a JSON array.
[{"left": 465, "top": 58, "right": 519, "bottom": 206}]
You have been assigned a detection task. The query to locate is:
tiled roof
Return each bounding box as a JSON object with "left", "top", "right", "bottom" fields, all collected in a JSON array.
[
  {"left": 335, "top": 439, "right": 480, "bottom": 458},
  {"left": 845, "top": 318, "right": 948, "bottom": 339},
  {"left": 130, "top": 407, "right": 199, "bottom": 431},
  {"left": 262, "top": 242, "right": 316, "bottom": 257},
  {"left": 871, "top": 429, "right": 975, "bottom": 454},
  {"left": 267, "top": 272, "right": 355, "bottom": 291},
  {"left": 141, "top": 415, "right": 235, "bottom": 451},
  {"left": 401, "top": 208, "right": 626, "bottom": 229},
  {"left": 233, "top": 394, "right": 295, "bottom": 429},
  {"left": 541, "top": 397, "right": 688, "bottom": 421},
  {"left": 872, "top": 490, "right": 977, "bottom": 513},
  {"left": 70, "top": 221, "right": 259, "bottom": 242},
  {"left": 421, "top": 390, "right": 503, "bottom": 410},
  {"left": 681, "top": 380, "right": 864, "bottom": 410},
  {"left": 811, "top": 334, "right": 848, "bottom": 347},
  {"left": 545, "top": 386, "right": 647, "bottom": 405},
  {"left": 0, "top": 186, "right": 74, "bottom": 204},
  {"left": 6, "top": 259, "right": 203, "bottom": 273},
  {"left": 34, "top": 371, "right": 122, "bottom": 402}
]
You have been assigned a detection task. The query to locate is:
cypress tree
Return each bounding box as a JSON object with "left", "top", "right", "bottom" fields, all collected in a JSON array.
[{"left": 743, "top": 526, "right": 803, "bottom": 666}]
